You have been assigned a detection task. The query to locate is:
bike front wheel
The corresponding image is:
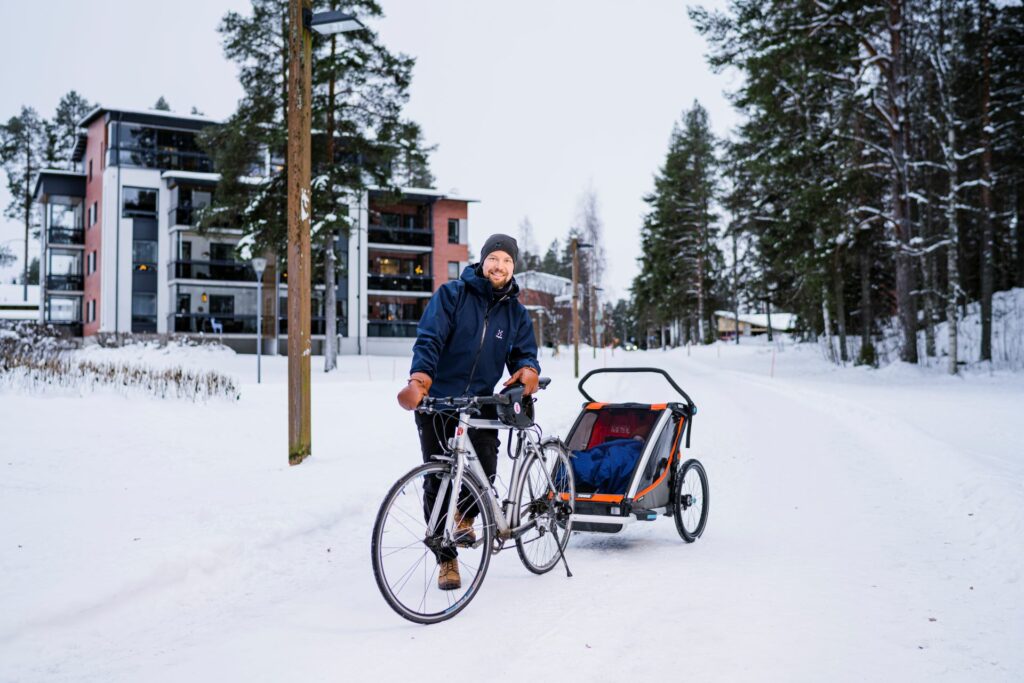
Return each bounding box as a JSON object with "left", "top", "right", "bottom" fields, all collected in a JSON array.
[
  {"left": 514, "top": 440, "right": 575, "bottom": 574},
  {"left": 371, "top": 461, "right": 494, "bottom": 624}
]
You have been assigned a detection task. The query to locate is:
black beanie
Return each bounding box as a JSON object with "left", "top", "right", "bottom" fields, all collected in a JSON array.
[{"left": 480, "top": 233, "right": 519, "bottom": 265}]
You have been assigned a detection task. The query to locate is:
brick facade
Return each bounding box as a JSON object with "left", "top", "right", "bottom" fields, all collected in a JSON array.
[
  {"left": 82, "top": 117, "right": 105, "bottom": 336},
  {"left": 430, "top": 199, "right": 468, "bottom": 289}
]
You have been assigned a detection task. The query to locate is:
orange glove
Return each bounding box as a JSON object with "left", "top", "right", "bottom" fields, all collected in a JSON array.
[
  {"left": 397, "top": 372, "right": 432, "bottom": 410},
  {"left": 504, "top": 366, "right": 540, "bottom": 395}
]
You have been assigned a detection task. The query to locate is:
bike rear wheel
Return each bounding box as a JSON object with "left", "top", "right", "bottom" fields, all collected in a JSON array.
[
  {"left": 514, "top": 441, "right": 575, "bottom": 574},
  {"left": 371, "top": 461, "right": 494, "bottom": 624}
]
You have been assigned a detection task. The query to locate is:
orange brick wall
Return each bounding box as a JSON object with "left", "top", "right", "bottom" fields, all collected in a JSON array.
[
  {"left": 83, "top": 117, "right": 105, "bottom": 336},
  {"left": 431, "top": 199, "right": 468, "bottom": 290}
]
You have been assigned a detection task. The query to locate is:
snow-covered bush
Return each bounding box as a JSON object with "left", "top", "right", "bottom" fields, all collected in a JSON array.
[
  {"left": 0, "top": 322, "right": 239, "bottom": 401},
  {"left": 92, "top": 331, "right": 223, "bottom": 349}
]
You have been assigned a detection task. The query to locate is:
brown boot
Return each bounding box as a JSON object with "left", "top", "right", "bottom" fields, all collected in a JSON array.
[
  {"left": 438, "top": 559, "right": 461, "bottom": 590},
  {"left": 454, "top": 513, "right": 476, "bottom": 546}
]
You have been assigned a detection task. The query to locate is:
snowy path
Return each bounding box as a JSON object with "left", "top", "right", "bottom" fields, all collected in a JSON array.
[{"left": 1, "top": 343, "right": 1021, "bottom": 681}]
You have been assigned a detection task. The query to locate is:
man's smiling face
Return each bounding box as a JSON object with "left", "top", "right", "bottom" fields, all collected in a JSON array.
[{"left": 482, "top": 250, "right": 514, "bottom": 289}]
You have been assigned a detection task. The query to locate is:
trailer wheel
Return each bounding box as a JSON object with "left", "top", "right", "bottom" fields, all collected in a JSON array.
[{"left": 673, "top": 459, "right": 708, "bottom": 542}]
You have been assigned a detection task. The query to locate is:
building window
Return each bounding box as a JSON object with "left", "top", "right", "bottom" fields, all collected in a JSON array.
[
  {"left": 448, "top": 261, "right": 460, "bottom": 281},
  {"left": 133, "top": 240, "right": 158, "bottom": 270},
  {"left": 209, "top": 295, "right": 234, "bottom": 315},
  {"left": 209, "top": 242, "right": 235, "bottom": 262},
  {"left": 87, "top": 202, "right": 97, "bottom": 227},
  {"left": 88, "top": 159, "right": 93, "bottom": 182},
  {"left": 122, "top": 187, "right": 158, "bottom": 217},
  {"left": 131, "top": 293, "right": 157, "bottom": 332},
  {"left": 87, "top": 299, "right": 96, "bottom": 323},
  {"left": 46, "top": 296, "right": 82, "bottom": 323},
  {"left": 448, "top": 219, "right": 459, "bottom": 244},
  {"left": 381, "top": 212, "right": 417, "bottom": 229}
]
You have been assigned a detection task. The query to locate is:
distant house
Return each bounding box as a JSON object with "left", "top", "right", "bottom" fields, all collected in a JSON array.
[
  {"left": 516, "top": 271, "right": 573, "bottom": 347},
  {"left": 714, "top": 310, "right": 795, "bottom": 339},
  {"left": 0, "top": 284, "right": 40, "bottom": 321}
]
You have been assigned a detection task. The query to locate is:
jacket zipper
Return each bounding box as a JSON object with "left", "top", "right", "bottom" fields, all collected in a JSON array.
[{"left": 464, "top": 294, "right": 508, "bottom": 394}]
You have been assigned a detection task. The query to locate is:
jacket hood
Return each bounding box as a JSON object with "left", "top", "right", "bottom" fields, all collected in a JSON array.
[{"left": 462, "top": 263, "right": 521, "bottom": 299}]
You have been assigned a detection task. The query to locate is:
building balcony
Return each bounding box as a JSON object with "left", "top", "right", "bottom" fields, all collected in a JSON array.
[
  {"left": 110, "top": 147, "right": 214, "bottom": 173},
  {"left": 47, "top": 226, "right": 84, "bottom": 246},
  {"left": 172, "top": 313, "right": 258, "bottom": 334},
  {"left": 367, "top": 224, "right": 432, "bottom": 247},
  {"left": 168, "top": 205, "right": 238, "bottom": 229},
  {"left": 276, "top": 317, "right": 345, "bottom": 336},
  {"left": 170, "top": 260, "right": 256, "bottom": 282},
  {"left": 46, "top": 274, "right": 84, "bottom": 291},
  {"left": 367, "top": 274, "right": 433, "bottom": 293},
  {"left": 368, "top": 320, "right": 419, "bottom": 338}
]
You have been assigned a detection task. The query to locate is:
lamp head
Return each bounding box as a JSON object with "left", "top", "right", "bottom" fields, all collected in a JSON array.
[{"left": 308, "top": 10, "right": 365, "bottom": 36}]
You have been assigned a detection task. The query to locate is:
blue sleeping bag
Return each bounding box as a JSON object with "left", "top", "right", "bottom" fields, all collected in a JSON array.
[{"left": 571, "top": 438, "right": 644, "bottom": 493}]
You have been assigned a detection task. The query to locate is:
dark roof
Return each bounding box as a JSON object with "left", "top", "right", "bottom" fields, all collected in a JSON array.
[
  {"left": 77, "top": 106, "right": 220, "bottom": 132},
  {"left": 33, "top": 170, "right": 86, "bottom": 201}
]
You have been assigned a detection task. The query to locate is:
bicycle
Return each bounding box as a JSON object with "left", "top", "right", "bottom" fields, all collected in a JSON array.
[{"left": 371, "top": 379, "right": 576, "bottom": 624}]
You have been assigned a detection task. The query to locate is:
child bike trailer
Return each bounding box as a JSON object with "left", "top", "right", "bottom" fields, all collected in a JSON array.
[{"left": 565, "top": 368, "right": 708, "bottom": 542}]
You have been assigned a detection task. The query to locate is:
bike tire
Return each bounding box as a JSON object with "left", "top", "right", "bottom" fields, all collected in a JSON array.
[
  {"left": 371, "top": 461, "right": 494, "bottom": 624},
  {"left": 514, "top": 441, "right": 575, "bottom": 574}
]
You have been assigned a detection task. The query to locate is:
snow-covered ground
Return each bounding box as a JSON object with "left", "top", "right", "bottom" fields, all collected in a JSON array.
[{"left": 2, "top": 339, "right": 1022, "bottom": 682}]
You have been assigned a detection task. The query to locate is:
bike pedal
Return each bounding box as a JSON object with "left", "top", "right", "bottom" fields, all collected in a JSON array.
[{"left": 633, "top": 508, "right": 658, "bottom": 521}]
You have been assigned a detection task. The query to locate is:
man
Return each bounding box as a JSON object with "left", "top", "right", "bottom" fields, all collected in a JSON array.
[{"left": 397, "top": 233, "right": 540, "bottom": 590}]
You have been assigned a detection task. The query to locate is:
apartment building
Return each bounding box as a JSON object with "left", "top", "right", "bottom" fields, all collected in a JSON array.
[{"left": 33, "top": 106, "right": 474, "bottom": 355}]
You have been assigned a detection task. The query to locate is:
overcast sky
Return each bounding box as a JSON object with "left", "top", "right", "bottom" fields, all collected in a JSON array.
[{"left": 0, "top": 0, "right": 740, "bottom": 298}]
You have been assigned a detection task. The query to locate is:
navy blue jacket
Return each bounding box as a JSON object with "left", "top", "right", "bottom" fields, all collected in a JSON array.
[{"left": 410, "top": 265, "right": 540, "bottom": 398}]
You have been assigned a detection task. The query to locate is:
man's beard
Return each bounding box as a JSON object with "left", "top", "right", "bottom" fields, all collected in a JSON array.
[{"left": 485, "top": 270, "right": 511, "bottom": 288}]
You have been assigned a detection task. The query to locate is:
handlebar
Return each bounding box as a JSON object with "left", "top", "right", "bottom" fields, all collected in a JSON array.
[
  {"left": 417, "top": 394, "right": 510, "bottom": 413},
  {"left": 416, "top": 376, "right": 551, "bottom": 413}
]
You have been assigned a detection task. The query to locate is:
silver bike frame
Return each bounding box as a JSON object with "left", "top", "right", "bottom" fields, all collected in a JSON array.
[{"left": 424, "top": 411, "right": 547, "bottom": 543}]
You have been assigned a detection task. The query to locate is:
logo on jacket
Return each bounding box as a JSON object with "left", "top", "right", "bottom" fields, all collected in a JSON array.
[{"left": 495, "top": 329, "right": 504, "bottom": 340}]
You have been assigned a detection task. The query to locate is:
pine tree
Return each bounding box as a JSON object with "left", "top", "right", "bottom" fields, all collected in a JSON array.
[
  {"left": 44, "top": 91, "right": 92, "bottom": 169},
  {"left": 632, "top": 102, "right": 721, "bottom": 346},
  {"left": 0, "top": 107, "right": 46, "bottom": 301},
  {"left": 540, "top": 239, "right": 570, "bottom": 278},
  {"left": 516, "top": 216, "right": 542, "bottom": 271},
  {"left": 153, "top": 96, "right": 172, "bottom": 111},
  {"left": 201, "top": 0, "right": 434, "bottom": 370}
]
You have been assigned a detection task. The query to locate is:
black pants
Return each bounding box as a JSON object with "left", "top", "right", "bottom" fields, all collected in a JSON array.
[{"left": 415, "top": 408, "right": 499, "bottom": 562}]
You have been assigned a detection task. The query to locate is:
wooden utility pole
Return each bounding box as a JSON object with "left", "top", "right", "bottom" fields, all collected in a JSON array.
[
  {"left": 287, "top": 0, "right": 313, "bottom": 465},
  {"left": 572, "top": 237, "right": 580, "bottom": 378}
]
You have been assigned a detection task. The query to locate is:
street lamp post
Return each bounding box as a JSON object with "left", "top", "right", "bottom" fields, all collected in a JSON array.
[
  {"left": 252, "top": 257, "right": 267, "bottom": 384},
  {"left": 591, "top": 285, "right": 603, "bottom": 357},
  {"left": 570, "top": 237, "right": 592, "bottom": 378},
  {"left": 286, "top": 0, "right": 364, "bottom": 465}
]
